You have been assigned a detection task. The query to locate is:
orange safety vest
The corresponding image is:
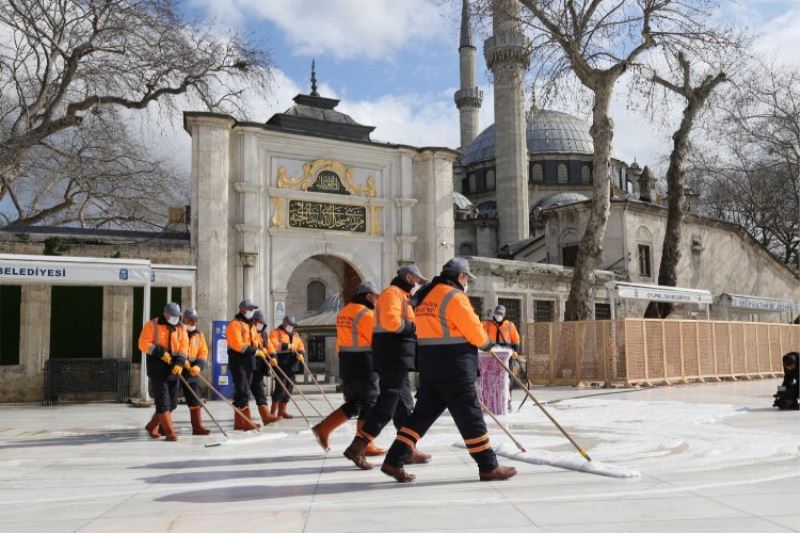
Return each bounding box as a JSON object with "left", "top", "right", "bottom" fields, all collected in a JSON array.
[
  {"left": 416, "top": 283, "right": 490, "bottom": 350},
  {"left": 373, "top": 285, "right": 414, "bottom": 334},
  {"left": 187, "top": 331, "right": 209, "bottom": 362},
  {"left": 268, "top": 327, "right": 305, "bottom": 355},
  {"left": 336, "top": 302, "right": 374, "bottom": 353},
  {"left": 483, "top": 320, "right": 520, "bottom": 346},
  {"left": 225, "top": 317, "right": 258, "bottom": 354},
  {"left": 138, "top": 318, "right": 189, "bottom": 359}
]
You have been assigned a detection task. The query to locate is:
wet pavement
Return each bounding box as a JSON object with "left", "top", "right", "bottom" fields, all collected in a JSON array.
[{"left": 0, "top": 380, "right": 797, "bottom": 532}]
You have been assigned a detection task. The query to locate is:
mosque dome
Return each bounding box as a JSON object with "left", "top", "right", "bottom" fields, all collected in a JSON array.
[
  {"left": 453, "top": 191, "right": 475, "bottom": 211},
  {"left": 534, "top": 192, "right": 590, "bottom": 211},
  {"left": 460, "top": 109, "right": 594, "bottom": 166}
]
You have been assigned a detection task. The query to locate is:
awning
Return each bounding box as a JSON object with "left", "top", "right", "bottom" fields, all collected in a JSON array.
[
  {"left": 717, "top": 293, "right": 796, "bottom": 313},
  {"left": 0, "top": 253, "right": 151, "bottom": 286},
  {"left": 605, "top": 281, "right": 712, "bottom": 305}
]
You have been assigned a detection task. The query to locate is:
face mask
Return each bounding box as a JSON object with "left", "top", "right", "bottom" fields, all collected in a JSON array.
[
  {"left": 187, "top": 325, "right": 197, "bottom": 332},
  {"left": 494, "top": 314, "right": 504, "bottom": 322},
  {"left": 256, "top": 323, "right": 264, "bottom": 332},
  {"left": 411, "top": 283, "right": 421, "bottom": 295},
  {"left": 244, "top": 310, "right": 254, "bottom": 320},
  {"left": 285, "top": 325, "right": 294, "bottom": 334},
  {"left": 463, "top": 282, "right": 469, "bottom": 294},
  {"left": 167, "top": 316, "right": 179, "bottom": 326}
]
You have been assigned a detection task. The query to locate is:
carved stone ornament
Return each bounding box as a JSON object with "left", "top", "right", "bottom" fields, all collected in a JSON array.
[{"left": 277, "top": 159, "right": 376, "bottom": 197}]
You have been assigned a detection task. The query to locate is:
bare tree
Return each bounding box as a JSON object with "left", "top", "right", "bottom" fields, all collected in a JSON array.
[
  {"left": 690, "top": 66, "right": 800, "bottom": 268},
  {"left": 641, "top": 49, "right": 731, "bottom": 318},
  {"left": 0, "top": 0, "right": 270, "bottom": 229},
  {"left": 499, "top": 0, "right": 720, "bottom": 321}
]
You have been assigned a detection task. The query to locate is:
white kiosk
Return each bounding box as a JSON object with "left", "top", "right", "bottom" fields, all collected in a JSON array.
[
  {"left": 605, "top": 281, "right": 713, "bottom": 320},
  {"left": 716, "top": 293, "right": 796, "bottom": 324},
  {"left": 0, "top": 253, "right": 196, "bottom": 402}
]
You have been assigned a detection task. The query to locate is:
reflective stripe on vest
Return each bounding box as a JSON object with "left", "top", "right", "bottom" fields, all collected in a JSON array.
[
  {"left": 344, "top": 306, "right": 371, "bottom": 352},
  {"left": 149, "top": 318, "right": 159, "bottom": 354},
  {"left": 416, "top": 288, "right": 467, "bottom": 346}
]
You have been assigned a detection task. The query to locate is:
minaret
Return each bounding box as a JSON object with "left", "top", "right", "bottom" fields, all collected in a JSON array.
[
  {"left": 484, "top": 0, "right": 530, "bottom": 246},
  {"left": 454, "top": 0, "right": 483, "bottom": 150},
  {"left": 310, "top": 59, "right": 319, "bottom": 96}
]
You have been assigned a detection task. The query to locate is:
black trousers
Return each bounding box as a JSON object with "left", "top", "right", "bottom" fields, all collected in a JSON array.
[
  {"left": 152, "top": 374, "right": 180, "bottom": 414},
  {"left": 271, "top": 356, "right": 296, "bottom": 403},
  {"left": 360, "top": 364, "right": 414, "bottom": 439},
  {"left": 251, "top": 359, "right": 269, "bottom": 406},
  {"left": 176, "top": 373, "right": 202, "bottom": 408},
  {"left": 341, "top": 372, "right": 380, "bottom": 420},
  {"left": 385, "top": 381, "right": 498, "bottom": 471},
  {"left": 231, "top": 357, "right": 254, "bottom": 409}
]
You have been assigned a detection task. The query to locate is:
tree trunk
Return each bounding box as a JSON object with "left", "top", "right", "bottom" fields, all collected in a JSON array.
[
  {"left": 564, "top": 83, "right": 613, "bottom": 321},
  {"left": 644, "top": 100, "right": 701, "bottom": 318}
]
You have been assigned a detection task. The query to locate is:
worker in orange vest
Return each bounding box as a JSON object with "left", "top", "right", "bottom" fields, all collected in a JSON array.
[
  {"left": 225, "top": 299, "right": 262, "bottom": 430},
  {"left": 344, "top": 265, "right": 431, "bottom": 470},
  {"left": 381, "top": 258, "right": 517, "bottom": 482},
  {"left": 139, "top": 302, "right": 189, "bottom": 442},
  {"left": 268, "top": 316, "right": 306, "bottom": 419},
  {"left": 252, "top": 309, "right": 280, "bottom": 425},
  {"left": 482, "top": 305, "right": 521, "bottom": 355},
  {"left": 178, "top": 307, "right": 210, "bottom": 435},
  {"left": 312, "top": 281, "right": 385, "bottom": 456}
]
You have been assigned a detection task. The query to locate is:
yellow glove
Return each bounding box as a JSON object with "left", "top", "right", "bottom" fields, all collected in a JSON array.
[
  {"left": 269, "top": 357, "right": 278, "bottom": 367},
  {"left": 511, "top": 352, "right": 519, "bottom": 360},
  {"left": 190, "top": 365, "right": 201, "bottom": 377},
  {"left": 184, "top": 360, "right": 192, "bottom": 369},
  {"left": 296, "top": 353, "right": 304, "bottom": 363},
  {"left": 171, "top": 365, "right": 183, "bottom": 376},
  {"left": 255, "top": 349, "right": 267, "bottom": 358},
  {"left": 160, "top": 352, "right": 172, "bottom": 365}
]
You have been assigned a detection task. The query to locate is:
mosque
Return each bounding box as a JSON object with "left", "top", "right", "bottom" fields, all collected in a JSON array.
[{"left": 0, "top": 0, "right": 797, "bottom": 401}]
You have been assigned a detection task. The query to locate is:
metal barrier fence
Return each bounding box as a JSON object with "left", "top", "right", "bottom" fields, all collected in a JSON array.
[
  {"left": 526, "top": 319, "right": 799, "bottom": 387},
  {"left": 42, "top": 358, "right": 132, "bottom": 405}
]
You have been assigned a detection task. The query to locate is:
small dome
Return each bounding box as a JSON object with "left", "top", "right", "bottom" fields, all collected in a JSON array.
[
  {"left": 535, "top": 192, "right": 590, "bottom": 210},
  {"left": 461, "top": 109, "right": 594, "bottom": 166},
  {"left": 453, "top": 191, "right": 476, "bottom": 211}
]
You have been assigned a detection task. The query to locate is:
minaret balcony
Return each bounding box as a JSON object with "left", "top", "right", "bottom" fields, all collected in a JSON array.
[{"left": 454, "top": 87, "right": 484, "bottom": 108}]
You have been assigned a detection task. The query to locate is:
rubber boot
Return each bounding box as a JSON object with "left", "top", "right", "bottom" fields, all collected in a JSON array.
[
  {"left": 233, "top": 408, "right": 247, "bottom": 431},
  {"left": 404, "top": 446, "right": 431, "bottom": 464},
  {"left": 381, "top": 463, "right": 415, "bottom": 483},
  {"left": 278, "top": 401, "right": 294, "bottom": 419},
  {"left": 158, "top": 411, "right": 178, "bottom": 441},
  {"left": 189, "top": 407, "right": 211, "bottom": 435},
  {"left": 343, "top": 436, "right": 374, "bottom": 470},
  {"left": 312, "top": 408, "right": 349, "bottom": 452},
  {"left": 258, "top": 404, "right": 280, "bottom": 426},
  {"left": 241, "top": 406, "right": 262, "bottom": 430},
  {"left": 479, "top": 465, "right": 517, "bottom": 481},
  {"left": 145, "top": 412, "right": 161, "bottom": 439},
  {"left": 357, "top": 420, "right": 386, "bottom": 456},
  {"left": 270, "top": 402, "right": 279, "bottom": 418}
]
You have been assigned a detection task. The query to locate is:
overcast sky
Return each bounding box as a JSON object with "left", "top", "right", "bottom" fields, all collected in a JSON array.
[{"left": 141, "top": 0, "right": 800, "bottom": 177}]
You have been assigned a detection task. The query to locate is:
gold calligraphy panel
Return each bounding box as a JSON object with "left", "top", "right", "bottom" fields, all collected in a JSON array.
[{"left": 288, "top": 200, "right": 367, "bottom": 233}]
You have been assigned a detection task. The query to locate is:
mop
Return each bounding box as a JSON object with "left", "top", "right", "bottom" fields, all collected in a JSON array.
[{"left": 465, "top": 351, "right": 641, "bottom": 479}]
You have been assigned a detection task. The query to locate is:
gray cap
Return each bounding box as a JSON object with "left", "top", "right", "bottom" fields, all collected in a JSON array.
[
  {"left": 163, "top": 302, "right": 181, "bottom": 317},
  {"left": 182, "top": 308, "right": 199, "bottom": 321},
  {"left": 252, "top": 309, "right": 266, "bottom": 323},
  {"left": 494, "top": 305, "right": 506, "bottom": 315},
  {"left": 398, "top": 264, "right": 428, "bottom": 282},
  {"left": 442, "top": 257, "right": 476, "bottom": 280},
  {"left": 238, "top": 299, "right": 258, "bottom": 310},
  {"left": 355, "top": 281, "right": 380, "bottom": 295},
  {"left": 283, "top": 315, "right": 298, "bottom": 327}
]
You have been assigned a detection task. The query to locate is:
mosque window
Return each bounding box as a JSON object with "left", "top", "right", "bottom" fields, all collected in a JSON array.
[
  {"left": 557, "top": 164, "right": 568, "bottom": 184},
  {"left": 462, "top": 176, "right": 471, "bottom": 194},
  {"left": 533, "top": 300, "right": 554, "bottom": 322},
  {"left": 581, "top": 165, "right": 591, "bottom": 184},
  {"left": 459, "top": 242, "right": 475, "bottom": 256},
  {"left": 531, "top": 163, "right": 544, "bottom": 183},
  {"left": 498, "top": 298, "right": 522, "bottom": 325},
  {"left": 486, "top": 169, "right": 496, "bottom": 191},
  {"left": 638, "top": 244, "right": 652, "bottom": 278},
  {"left": 594, "top": 303, "right": 612, "bottom": 319},
  {"left": 562, "top": 245, "right": 579, "bottom": 267},
  {"left": 306, "top": 280, "right": 326, "bottom": 311},
  {"left": 469, "top": 173, "right": 477, "bottom": 193}
]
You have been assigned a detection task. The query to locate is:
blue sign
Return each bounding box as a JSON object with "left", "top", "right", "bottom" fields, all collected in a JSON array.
[
  {"left": 211, "top": 320, "right": 234, "bottom": 400},
  {"left": 119, "top": 268, "right": 128, "bottom": 280}
]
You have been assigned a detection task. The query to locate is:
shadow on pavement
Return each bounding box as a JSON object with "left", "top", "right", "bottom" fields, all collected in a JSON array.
[
  {"left": 140, "top": 465, "right": 355, "bottom": 484},
  {"left": 156, "top": 479, "right": 473, "bottom": 503},
  {"left": 132, "top": 454, "right": 325, "bottom": 470},
  {"left": 0, "top": 429, "right": 142, "bottom": 449}
]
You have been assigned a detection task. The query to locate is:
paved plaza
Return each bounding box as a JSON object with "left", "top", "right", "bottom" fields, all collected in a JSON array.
[{"left": 1, "top": 380, "right": 798, "bottom": 533}]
